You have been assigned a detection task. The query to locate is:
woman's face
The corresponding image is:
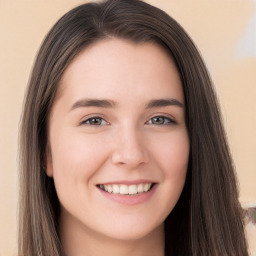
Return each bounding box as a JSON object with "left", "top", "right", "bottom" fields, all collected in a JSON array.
[{"left": 46, "top": 39, "right": 189, "bottom": 242}]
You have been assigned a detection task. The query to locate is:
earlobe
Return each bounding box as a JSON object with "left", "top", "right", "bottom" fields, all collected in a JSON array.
[{"left": 45, "top": 145, "right": 53, "bottom": 177}]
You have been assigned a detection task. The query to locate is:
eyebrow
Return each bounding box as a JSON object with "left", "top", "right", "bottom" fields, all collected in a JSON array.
[
  {"left": 145, "top": 98, "right": 184, "bottom": 108},
  {"left": 70, "top": 99, "right": 117, "bottom": 111},
  {"left": 70, "top": 97, "right": 184, "bottom": 111}
]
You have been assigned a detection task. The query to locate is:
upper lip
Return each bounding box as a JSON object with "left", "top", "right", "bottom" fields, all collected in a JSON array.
[{"left": 96, "top": 179, "right": 157, "bottom": 185}]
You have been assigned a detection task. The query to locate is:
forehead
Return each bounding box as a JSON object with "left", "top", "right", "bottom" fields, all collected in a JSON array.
[{"left": 56, "top": 38, "right": 184, "bottom": 104}]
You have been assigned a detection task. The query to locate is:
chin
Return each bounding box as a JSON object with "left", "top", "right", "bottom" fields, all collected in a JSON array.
[{"left": 97, "top": 220, "right": 164, "bottom": 242}]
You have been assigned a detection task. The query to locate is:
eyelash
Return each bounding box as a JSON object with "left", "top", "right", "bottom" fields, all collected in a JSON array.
[
  {"left": 80, "top": 116, "right": 109, "bottom": 126},
  {"left": 80, "top": 115, "right": 176, "bottom": 126},
  {"left": 146, "top": 116, "right": 176, "bottom": 125}
]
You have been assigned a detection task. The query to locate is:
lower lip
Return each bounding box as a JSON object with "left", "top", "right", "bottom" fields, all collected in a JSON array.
[{"left": 97, "top": 185, "right": 157, "bottom": 205}]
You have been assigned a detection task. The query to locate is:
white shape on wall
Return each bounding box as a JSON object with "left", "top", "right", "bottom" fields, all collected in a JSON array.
[{"left": 234, "top": 8, "right": 256, "bottom": 59}]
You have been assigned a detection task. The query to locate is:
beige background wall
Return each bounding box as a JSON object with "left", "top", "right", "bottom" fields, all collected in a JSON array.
[{"left": 0, "top": 0, "right": 255, "bottom": 255}]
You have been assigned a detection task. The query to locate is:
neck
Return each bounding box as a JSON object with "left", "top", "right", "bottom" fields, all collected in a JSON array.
[{"left": 59, "top": 211, "right": 165, "bottom": 256}]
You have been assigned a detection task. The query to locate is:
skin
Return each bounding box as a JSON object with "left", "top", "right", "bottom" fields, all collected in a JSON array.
[{"left": 46, "top": 39, "right": 190, "bottom": 256}]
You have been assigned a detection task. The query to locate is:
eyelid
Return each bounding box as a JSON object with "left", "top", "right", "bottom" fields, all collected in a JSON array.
[
  {"left": 80, "top": 114, "right": 109, "bottom": 126},
  {"left": 79, "top": 113, "right": 177, "bottom": 126},
  {"left": 146, "top": 114, "right": 177, "bottom": 125}
]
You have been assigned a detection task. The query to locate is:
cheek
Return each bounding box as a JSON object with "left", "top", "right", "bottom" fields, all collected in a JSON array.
[
  {"left": 150, "top": 130, "right": 189, "bottom": 175},
  {"left": 49, "top": 131, "right": 112, "bottom": 214},
  {"left": 50, "top": 130, "right": 110, "bottom": 188},
  {"left": 143, "top": 129, "right": 189, "bottom": 220},
  {"left": 149, "top": 130, "right": 189, "bottom": 199}
]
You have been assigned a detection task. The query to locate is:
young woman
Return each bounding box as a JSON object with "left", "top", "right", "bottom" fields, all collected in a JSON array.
[{"left": 19, "top": 0, "right": 249, "bottom": 255}]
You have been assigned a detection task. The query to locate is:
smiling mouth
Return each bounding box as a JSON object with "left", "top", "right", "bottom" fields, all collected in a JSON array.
[{"left": 97, "top": 183, "right": 155, "bottom": 195}]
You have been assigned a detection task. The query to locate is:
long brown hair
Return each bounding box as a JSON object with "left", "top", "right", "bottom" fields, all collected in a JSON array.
[{"left": 19, "top": 0, "right": 248, "bottom": 255}]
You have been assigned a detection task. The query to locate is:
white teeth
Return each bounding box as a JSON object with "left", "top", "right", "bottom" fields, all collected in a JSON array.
[
  {"left": 99, "top": 183, "right": 152, "bottom": 195},
  {"left": 129, "top": 185, "right": 137, "bottom": 195},
  {"left": 112, "top": 184, "right": 119, "bottom": 194},
  {"left": 143, "top": 183, "right": 150, "bottom": 192},
  {"left": 137, "top": 184, "right": 144, "bottom": 193},
  {"left": 120, "top": 185, "right": 129, "bottom": 195},
  {"left": 107, "top": 185, "right": 112, "bottom": 193}
]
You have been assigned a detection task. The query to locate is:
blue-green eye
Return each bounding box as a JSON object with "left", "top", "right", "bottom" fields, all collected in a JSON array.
[
  {"left": 148, "top": 116, "right": 176, "bottom": 125},
  {"left": 82, "top": 117, "right": 108, "bottom": 126}
]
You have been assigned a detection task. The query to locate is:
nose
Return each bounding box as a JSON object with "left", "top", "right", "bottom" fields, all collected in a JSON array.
[{"left": 111, "top": 126, "right": 149, "bottom": 169}]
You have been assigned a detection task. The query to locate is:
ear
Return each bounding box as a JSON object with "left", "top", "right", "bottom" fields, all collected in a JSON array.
[{"left": 45, "top": 144, "right": 53, "bottom": 177}]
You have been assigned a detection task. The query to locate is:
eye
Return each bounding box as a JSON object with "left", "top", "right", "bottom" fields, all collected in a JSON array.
[
  {"left": 147, "top": 116, "right": 176, "bottom": 125},
  {"left": 81, "top": 117, "right": 108, "bottom": 126}
]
